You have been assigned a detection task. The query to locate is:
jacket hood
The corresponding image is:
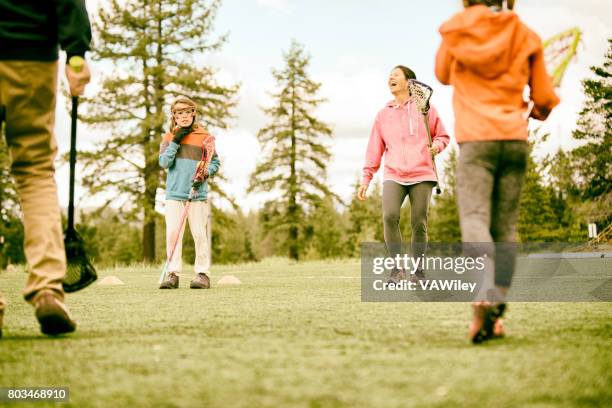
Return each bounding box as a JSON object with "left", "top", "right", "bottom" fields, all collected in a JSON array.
[{"left": 439, "top": 5, "right": 537, "bottom": 78}]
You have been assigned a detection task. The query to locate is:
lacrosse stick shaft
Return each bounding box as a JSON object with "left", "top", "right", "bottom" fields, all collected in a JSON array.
[
  {"left": 68, "top": 97, "right": 78, "bottom": 230},
  {"left": 422, "top": 113, "right": 442, "bottom": 195},
  {"left": 158, "top": 192, "right": 193, "bottom": 283}
]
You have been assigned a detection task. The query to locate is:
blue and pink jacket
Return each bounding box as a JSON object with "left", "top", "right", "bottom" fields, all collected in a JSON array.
[{"left": 159, "top": 127, "right": 220, "bottom": 201}]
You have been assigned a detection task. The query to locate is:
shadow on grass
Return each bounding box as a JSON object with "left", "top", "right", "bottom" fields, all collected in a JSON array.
[{"left": 1, "top": 334, "right": 77, "bottom": 341}]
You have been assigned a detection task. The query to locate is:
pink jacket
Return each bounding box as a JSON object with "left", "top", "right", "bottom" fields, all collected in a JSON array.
[{"left": 362, "top": 99, "right": 450, "bottom": 185}]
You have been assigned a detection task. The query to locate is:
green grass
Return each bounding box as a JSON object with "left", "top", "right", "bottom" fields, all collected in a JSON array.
[{"left": 0, "top": 258, "right": 610, "bottom": 408}]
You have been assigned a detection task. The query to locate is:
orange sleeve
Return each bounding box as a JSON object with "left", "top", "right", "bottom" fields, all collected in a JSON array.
[
  {"left": 528, "top": 47, "right": 560, "bottom": 120},
  {"left": 435, "top": 41, "right": 453, "bottom": 85}
]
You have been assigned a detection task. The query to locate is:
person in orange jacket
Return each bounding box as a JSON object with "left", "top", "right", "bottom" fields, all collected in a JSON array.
[{"left": 435, "top": 0, "right": 559, "bottom": 344}]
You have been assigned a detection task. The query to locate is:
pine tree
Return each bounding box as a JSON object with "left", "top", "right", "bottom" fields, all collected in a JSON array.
[
  {"left": 0, "top": 124, "right": 19, "bottom": 223},
  {"left": 570, "top": 39, "right": 612, "bottom": 231},
  {"left": 248, "top": 41, "right": 337, "bottom": 260},
  {"left": 78, "top": 0, "right": 238, "bottom": 262},
  {"left": 305, "top": 195, "right": 346, "bottom": 259},
  {"left": 571, "top": 39, "right": 611, "bottom": 201},
  {"left": 0, "top": 124, "right": 23, "bottom": 268},
  {"left": 345, "top": 178, "right": 384, "bottom": 257},
  {"left": 518, "top": 140, "right": 565, "bottom": 241},
  {"left": 542, "top": 148, "right": 585, "bottom": 241}
]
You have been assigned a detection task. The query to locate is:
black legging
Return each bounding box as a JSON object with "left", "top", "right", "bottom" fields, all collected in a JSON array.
[{"left": 382, "top": 180, "right": 434, "bottom": 260}]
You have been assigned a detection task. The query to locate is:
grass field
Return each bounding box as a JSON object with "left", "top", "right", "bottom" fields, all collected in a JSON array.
[{"left": 0, "top": 258, "right": 610, "bottom": 407}]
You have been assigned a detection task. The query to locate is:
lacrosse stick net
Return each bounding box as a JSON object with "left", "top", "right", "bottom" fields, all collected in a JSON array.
[
  {"left": 408, "top": 79, "right": 433, "bottom": 114},
  {"left": 525, "top": 27, "right": 581, "bottom": 118},
  {"left": 543, "top": 27, "right": 582, "bottom": 88}
]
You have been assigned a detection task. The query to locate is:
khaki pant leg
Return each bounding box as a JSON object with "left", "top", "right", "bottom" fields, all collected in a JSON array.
[
  {"left": 187, "top": 200, "right": 211, "bottom": 275},
  {"left": 165, "top": 200, "right": 187, "bottom": 274},
  {"left": 0, "top": 60, "right": 65, "bottom": 302}
]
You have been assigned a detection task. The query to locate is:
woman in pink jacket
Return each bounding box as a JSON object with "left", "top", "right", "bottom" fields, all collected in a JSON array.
[{"left": 358, "top": 66, "right": 449, "bottom": 282}]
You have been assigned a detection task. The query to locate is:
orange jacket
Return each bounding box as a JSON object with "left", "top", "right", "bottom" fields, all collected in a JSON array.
[{"left": 435, "top": 5, "right": 560, "bottom": 143}]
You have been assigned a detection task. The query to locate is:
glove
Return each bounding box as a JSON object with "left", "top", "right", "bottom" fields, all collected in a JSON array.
[
  {"left": 172, "top": 125, "right": 192, "bottom": 145},
  {"left": 192, "top": 169, "right": 209, "bottom": 190}
]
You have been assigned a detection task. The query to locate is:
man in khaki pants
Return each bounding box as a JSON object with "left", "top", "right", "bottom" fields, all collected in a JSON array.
[{"left": 0, "top": 0, "right": 92, "bottom": 337}]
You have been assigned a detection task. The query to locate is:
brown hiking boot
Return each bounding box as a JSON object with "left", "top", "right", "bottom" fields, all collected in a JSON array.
[
  {"left": 33, "top": 291, "right": 76, "bottom": 336},
  {"left": 159, "top": 272, "right": 179, "bottom": 289},
  {"left": 387, "top": 269, "right": 406, "bottom": 284},
  {"left": 190, "top": 273, "right": 210, "bottom": 289}
]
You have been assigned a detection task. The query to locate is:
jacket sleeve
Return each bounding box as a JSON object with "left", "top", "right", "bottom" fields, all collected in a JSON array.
[
  {"left": 208, "top": 153, "right": 221, "bottom": 177},
  {"left": 528, "top": 46, "right": 560, "bottom": 120},
  {"left": 362, "top": 113, "right": 386, "bottom": 186},
  {"left": 435, "top": 41, "right": 453, "bottom": 85},
  {"left": 159, "top": 140, "right": 179, "bottom": 169},
  {"left": 429, "top": 105, "right": 450, "bottom": 154},
  {"left": 55, "top": 0, "right": 92, "bottom": 58}
]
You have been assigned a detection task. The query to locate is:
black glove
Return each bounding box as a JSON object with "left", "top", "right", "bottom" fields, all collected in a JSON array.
[
  {"left": 172, "top": 125, "right": 192, "bottom": 145},
  {"left": 191, "top": 169, "right": 209, "bottom": 190}
]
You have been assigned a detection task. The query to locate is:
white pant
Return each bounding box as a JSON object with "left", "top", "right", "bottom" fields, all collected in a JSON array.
[{"left": 165, "top": 200, "right": 211, "bottom": 275}]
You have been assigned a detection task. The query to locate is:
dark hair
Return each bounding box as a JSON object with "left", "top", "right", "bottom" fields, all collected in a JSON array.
[
  {"left": 394, "top": 65, "right": 416, "bottom": 80},
  {"left": 463, "top": 0, "right": 507, "bottom": 8}
]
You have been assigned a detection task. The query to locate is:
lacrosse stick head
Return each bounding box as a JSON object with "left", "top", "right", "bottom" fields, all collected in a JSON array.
[
  {"left": 408, "top": 80, "right": 433, "bottom": 114},
  {"left": 543, "top": 27, "right": 582, "bottom": 88},
  {"left": 63, "top": 228, "right": 97, "bottom": 292},
  {"left": 193, "top": 135, "right": 216, "bottom": 185}
]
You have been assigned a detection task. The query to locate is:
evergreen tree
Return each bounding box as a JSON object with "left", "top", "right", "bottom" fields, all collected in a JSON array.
[
  {"left": 345, "top": 178, "right": 383, "bottom": 257},
  {"left": 519, "top": 140, "right": 566, "bottom": 241},
  {"left": 248, "top": 41, "right": 337, "bottom": 260},
  {"left": 304, "top": 195, "right": 346, "bottom": 259},
  {"left": 78, "top": 0, "right": 238, "bottom": 262},
  {"left": 569, "top": 39, "right": 612, "bottom": 234},
  {"left": 0, "top": 124, "right": 19, "bottom": 223},
  {"left": 571, "top": 39, "right": 612, "bottom": 202},
  {"left": 542, "top": 148, "right": 585, "bottom": 241},
  {"left": 0, "top": 124, "right": 24, "bottom": 268}
]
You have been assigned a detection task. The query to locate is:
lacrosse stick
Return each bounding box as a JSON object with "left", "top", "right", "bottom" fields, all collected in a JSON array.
[
  {"left": 63, "top": 56, "right": 97, "bottom": 292},
  {"left": 408, "top": 79, "right": 441, "bottom": 195},
  {"left": 524, "top": 27, "right": 581, "bottom": 118},
  {"left": 158, "top": 134, "right": 216, "bottom": 284}
]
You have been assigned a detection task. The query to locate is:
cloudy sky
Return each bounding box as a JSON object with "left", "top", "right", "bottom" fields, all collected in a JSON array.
[{"left": 53, "top": 0, "right": 612, "bottom": 211}]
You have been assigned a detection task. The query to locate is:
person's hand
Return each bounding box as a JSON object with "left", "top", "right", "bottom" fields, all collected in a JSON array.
[
  {"left": 529, "top": 104, "right": 552, "bottom": 121},
  {"left": 172, "top": 126, "right": 192, "bottom": 145},
  {"left": 357, "top": 184, "right": 368, "bottom": 201},
  {"left": 65, "top": 59, "right": 91, "bottom": 96},
  {"left": 429, "top": 145, "right": 439, "bottom": 157}
]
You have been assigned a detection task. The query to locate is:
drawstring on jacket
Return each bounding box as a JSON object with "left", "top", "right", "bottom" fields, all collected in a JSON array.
[{"left": 409, "top": 104, "right": 414, "bottom": 135}]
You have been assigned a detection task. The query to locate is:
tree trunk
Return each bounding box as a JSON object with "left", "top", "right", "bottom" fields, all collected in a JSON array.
[
  {"left": 142, "top": 218, "right": 156, "bottom": 263},
  {"left": 288, "top": 75, "right": 299, "bottom": 260},
  {"left": 142, "top": 1, "right": 166, "bottom": 264},
  {"left": 142, "top": 137, "right": 160, "bottom": 263}
]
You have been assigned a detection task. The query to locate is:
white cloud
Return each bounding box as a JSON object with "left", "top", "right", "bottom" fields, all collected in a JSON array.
[
  {"left": 214, "top": 127, "right": 260, "bottom": 208},
  {"left": 51, "top": 0, "right": 612, "bottom": 211}
]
